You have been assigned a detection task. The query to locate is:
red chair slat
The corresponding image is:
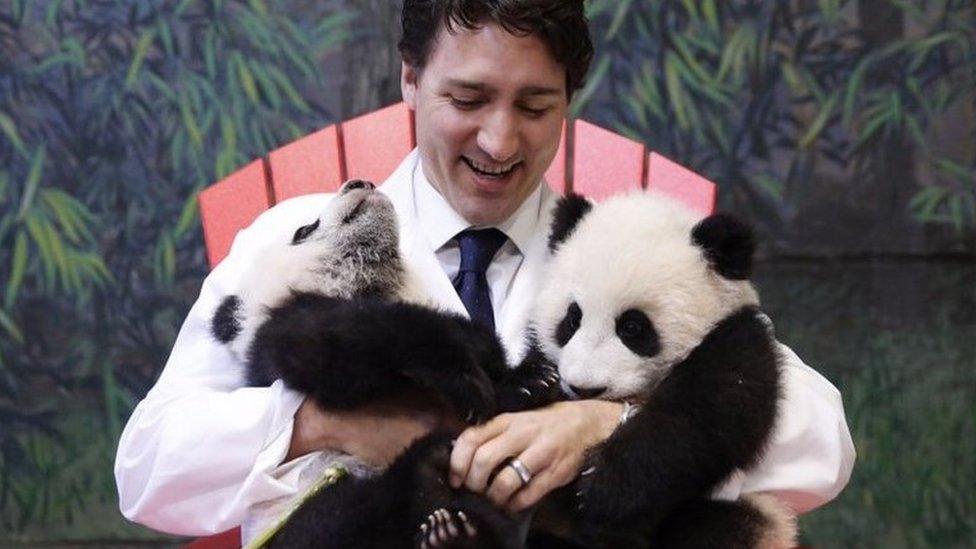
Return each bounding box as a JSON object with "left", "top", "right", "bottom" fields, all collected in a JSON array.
[
  {"left": 543, "top": 120, "right": 568, "bottom": 194},
  {"left": 199, "top": 159, "right": 273, "bottom": 268},
  {"left": 342, "top": 102, "right": 415, "bottom": 183},
  {"left": 183, "top": 527, "right": 240, "bottom": 549},
  {"left": 646, "top": 152, "right": 717, "bottom": 217},
  {"left": 268, "top": 124, "right": 344, "bottom": 201},
  {"left": 571, "top": 120, "right": 644, "bottom": 200}
]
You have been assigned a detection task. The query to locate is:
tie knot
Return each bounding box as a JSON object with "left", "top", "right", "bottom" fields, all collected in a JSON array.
[{"left": 456, "top": 228, "right": 507, "bottom": 274}]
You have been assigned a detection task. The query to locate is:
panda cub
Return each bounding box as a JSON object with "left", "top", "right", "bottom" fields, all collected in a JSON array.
[
  {"left": 526, "top": 192, "right": 797, "bottom": 549},
  {"left": 210, "top": 179, "right": 555, "bottom": 548}
]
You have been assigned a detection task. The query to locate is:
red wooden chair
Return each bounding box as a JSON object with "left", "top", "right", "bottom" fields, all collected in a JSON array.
[{"left": 189, "top": 102, "right": 716, "bottom": 547}]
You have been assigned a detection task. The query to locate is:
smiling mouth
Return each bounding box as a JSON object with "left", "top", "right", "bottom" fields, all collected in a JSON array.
[{"left": 463, "top": 156, "right": 520, "bottom": 179}]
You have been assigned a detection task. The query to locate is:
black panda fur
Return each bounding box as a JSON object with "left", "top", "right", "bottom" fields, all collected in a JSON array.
[
  {"left": 210, "top": 180, "right": 555, "bottom": 548},
  {"left": 518, "top": 192, "right": 796, "bottom": 548}
]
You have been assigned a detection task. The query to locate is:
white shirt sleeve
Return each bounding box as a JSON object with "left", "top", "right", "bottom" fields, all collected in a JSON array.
[
  {"left": 114, "top": 194, "right": 330, "bottom": 536},
  {"left": 713, "top": 343, "right": 856, "bottom": 514}
]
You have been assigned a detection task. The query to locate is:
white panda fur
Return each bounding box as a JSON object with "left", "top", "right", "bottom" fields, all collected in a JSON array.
[
  {"left": 535, "top": 191, "right": 759, "bottom": 399},
  {"left": 521, "top": 191, "right": 797, "bottom": 549},
  {"left": 216, "top": 181, "right": 428, "bottom": 363}
]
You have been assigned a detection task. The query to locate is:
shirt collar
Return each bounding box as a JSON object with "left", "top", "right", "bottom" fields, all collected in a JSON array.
[{"left": 414, "top": 159, "right": 544, "bottom": 254}]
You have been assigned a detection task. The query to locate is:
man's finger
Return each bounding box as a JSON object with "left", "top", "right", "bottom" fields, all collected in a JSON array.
[
  {"left": 449, "top": 415, "right": 510, "bottom": 488},
  {"left": 485, "top": 460, "right": 529, "bottom": 506},
  {"left": 463, "top": 428, "right": 529, "bottom": 493}
]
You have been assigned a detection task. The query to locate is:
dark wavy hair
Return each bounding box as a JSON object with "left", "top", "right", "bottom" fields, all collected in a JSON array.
[{"left": 399, "top": 0, "right": 593, "bottom": 98}]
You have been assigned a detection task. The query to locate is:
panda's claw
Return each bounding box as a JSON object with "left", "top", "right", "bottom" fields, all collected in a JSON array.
[
  {"left": 416, "top": 508, "right": 476, "bottom": 548},
  {"left": 457, "top": 511, "right": 477, "bottom": 537}
]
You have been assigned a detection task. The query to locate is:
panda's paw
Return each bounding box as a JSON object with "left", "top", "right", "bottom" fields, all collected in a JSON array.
[
  {"left": 574, "top": 461, "right": 633, "bottom": 525},
  {"left": 497, "top": 361, "right": 562, "bottom": 412},
  {"left": 441, "top": 369, "right": 497, "bottom": 425},
  {"left": 415, "top": 508, "right": 479, "bottom": 549},
  {"left": 402, "top": 363, "right": 496, "bottom": 425}
]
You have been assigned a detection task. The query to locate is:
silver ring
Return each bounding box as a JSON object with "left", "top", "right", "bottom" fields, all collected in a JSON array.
[{"left": 506, "top": 458, "right": 533, "bottom": 485}]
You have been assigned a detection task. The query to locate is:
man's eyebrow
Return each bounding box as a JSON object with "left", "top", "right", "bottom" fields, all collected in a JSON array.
[{"left": 444, "top": 79, "right": 562, "bottom": 97}]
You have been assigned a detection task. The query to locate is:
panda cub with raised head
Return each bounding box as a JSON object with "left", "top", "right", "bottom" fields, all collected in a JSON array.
[
  {"left": 210, "top": 180, "right": 553, "bottom": 548},
  {"left": 527, "top": 192, "right": 796, "bottom": 549}
]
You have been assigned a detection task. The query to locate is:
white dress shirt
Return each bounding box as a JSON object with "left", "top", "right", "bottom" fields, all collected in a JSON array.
[
  {"left": 114, "top": 149, "right": 855, "bottom": 541},
  {"left": 414, "top": 160, "right": 545, "bottom": 325}
]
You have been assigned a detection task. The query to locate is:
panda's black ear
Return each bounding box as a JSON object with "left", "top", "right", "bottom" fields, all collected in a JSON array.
[
  {"left": 691, "top": 213, "right": 755, "bottom": 280},
  {"left": 548, "top": 194, "right": 593, "bottom": 251}
]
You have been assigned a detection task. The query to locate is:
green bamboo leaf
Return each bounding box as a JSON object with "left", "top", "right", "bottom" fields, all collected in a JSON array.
[
  {"left": 266, "top": 66, "right": 310, "bottom": 111},
  {"left": 934, "top": 158, "right": 974, "bottom": 181},
  {"left": 607, "top": 0, "right": 634, "bottom": 39},
  {"left": 570, "top": 56, "right": 610, "bottom": 116},
  {"left": 665, "top": 53, "right": 690, "bottom": 130},
  {"left": 843, "top": 55, "right": 874, "bottom": 127},
  {"left": 948, "top": 195, "right": 963, "bottom": 232},
  {"left": 5, "top": 231, "right": 28, "bottom": 309},
  {"left": 42, "top": 221, "right": 69, "bottom": 290},
  {"left": 904, "top": 115, "right": 926, "bottom": 151},
  {"left": 17, "top": 146, "right": 46, "bottom": 221},
  {"left": 174, "top": 193, "right": 200, "bottom": 240},
  {"left": 250, "top": 64, "right": 281, "bottom": 109},
  {"left": 671, "top": 35, "right": 711, "bottom": 86},
  {"left": 800, "top": 92, "right": 839, "bottom": 148},
  {"left": 753, "top": 175, "right": 785, "bottom": 200},
  {"left": 179, "top": 93, "right": 203, "bottom": 150},
  {"left": 204, "top": 29, "right": 217, "bottom": 79},
  {"left": 145, "top": 72, "right": 178, "bottom": 102},
  {"left": 248, "top": 0, "right": 269, "bottom": 18},
  {"left": 236, "top": 56, "right": 260, "bottom": 104},
  {"left": 24, "top": 213, "right": 55, "bottom": 288},
  {"left": 680, "top": 0, "right": 699, "bottom": 19},
  {"left": 910, "top": 186, "right": 949, "bottom": 219},
  {"left": 41, "top": 190, "right": 81, "bottom": 243},
  {"left": 0, "top": 112, "right": 30, "bottom": 159},
  {"left": 0, "top": 170, "right": 8, "bottom": 202},
  {"left": 125, "top": 29, "right": 157, "bottom": 89},
  {"left": 29, "top": 53, "right": 82, "bottom": 74},
  {"left": 702, "top": 0, "right": 719, "bottom": 31},
  {"left": 44, "top": 0, "right": 63, "bottom": 25},
  {"left": 0, "top": 309, "right": 24, "bottom": 344}
]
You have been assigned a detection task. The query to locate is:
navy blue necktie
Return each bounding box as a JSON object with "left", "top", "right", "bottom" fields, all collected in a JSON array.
[{"left": 452, "top": 229, "right": 507, "bottom": 331}]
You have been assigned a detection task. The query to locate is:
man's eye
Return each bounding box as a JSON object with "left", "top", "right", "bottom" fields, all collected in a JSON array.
[
  {"left": 519, "top": 105, "right": 550, "bottom": 118},
  {"left": 450, "top": 97, "right": 484, "bottom": 110}
]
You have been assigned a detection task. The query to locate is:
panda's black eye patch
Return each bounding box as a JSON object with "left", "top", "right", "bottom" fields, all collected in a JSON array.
[
  {"left": 615, "top": 309, "right": 660, "bottom": 357},
  {"left": 291, "top": 219, "right": 320, "bottom": 245},
  {"left": 555, "top": 302, "right": 582, "bottom": 347}
]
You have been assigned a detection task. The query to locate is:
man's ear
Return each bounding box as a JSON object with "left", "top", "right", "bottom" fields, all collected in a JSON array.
[
  {"left": 691, "top": 213, "right": 755, "bottom": 280},
  {"left": 401, "top": 61, "right": 418, "bottom": 110},
  {"left": 548, "top": 194, "right": 592, "bottom": 251}
]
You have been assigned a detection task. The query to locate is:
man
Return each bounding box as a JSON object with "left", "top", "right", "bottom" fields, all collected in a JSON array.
[{"left": 115, "top": 0, "right": 855, "bottom": 543}]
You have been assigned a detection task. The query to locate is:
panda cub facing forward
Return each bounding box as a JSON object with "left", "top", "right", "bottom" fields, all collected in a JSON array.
[
  {"left": 210, "top": 180, "right": 554, "bottom": 548},
  {"left": 527, "top": 192, "right": 797, "bottom": 548}
]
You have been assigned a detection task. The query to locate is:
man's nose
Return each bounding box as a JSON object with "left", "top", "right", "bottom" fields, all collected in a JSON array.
[{"left": 477, "top": 110, "right": 519, "bottom": 162}]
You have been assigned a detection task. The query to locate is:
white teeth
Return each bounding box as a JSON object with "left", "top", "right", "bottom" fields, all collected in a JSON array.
[{"left": 466, "top": 157, "right": 517, "bottom": 175}]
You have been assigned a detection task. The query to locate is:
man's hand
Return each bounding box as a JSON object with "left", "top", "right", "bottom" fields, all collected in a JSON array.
[
  {"left": 286, "top": 398, "right": 453, "bottom": 467},
  {"left": 448, "top": 400, "right": 623, "bottom": 512}
]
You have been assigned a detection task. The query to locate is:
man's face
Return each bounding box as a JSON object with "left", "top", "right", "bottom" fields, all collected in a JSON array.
[{"left": 402, "top": 23, "right": 568, "bottom": 226}]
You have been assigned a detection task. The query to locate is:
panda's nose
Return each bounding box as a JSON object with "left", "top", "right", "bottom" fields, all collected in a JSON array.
[
  {"left": 341, "top": 179, "right": 375, "bottom": 194},
  {"left": 569, "top": 385, "right": 607, "bottom": 399}
]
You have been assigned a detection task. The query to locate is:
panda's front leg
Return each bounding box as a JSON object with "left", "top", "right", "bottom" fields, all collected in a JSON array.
[{"left": 495, "top": 346, "right": 563, "bottom": 413}]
